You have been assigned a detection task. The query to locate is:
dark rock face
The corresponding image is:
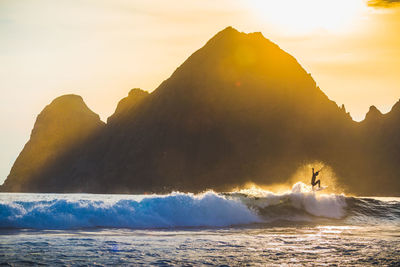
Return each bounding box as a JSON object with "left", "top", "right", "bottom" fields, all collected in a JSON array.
[
  {"left": 345, "top": 101, "right": 400, "bottom": 195},
  {"left": 1, "top": 95, "right": 105, "bottom": 192},
  {"left": 2, "top": 27, "right": 399, "bottom": 195}
]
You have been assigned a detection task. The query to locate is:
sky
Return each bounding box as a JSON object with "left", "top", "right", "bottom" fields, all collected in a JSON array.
[{"left": 0, "top": 0, "right": 400, "bottom": 184}]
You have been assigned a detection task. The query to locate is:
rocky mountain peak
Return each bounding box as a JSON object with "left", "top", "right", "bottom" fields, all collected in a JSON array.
[{"left": 364, "top": 105, "right": 383, "bottom": 122}]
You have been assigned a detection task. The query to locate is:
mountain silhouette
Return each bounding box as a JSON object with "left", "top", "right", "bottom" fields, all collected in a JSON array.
[
  {"left": 1, "top": 95, "right": 105, "bottom": 192},
  {"left": 1, "top": 27, "right": 399, "bottom": 195}
]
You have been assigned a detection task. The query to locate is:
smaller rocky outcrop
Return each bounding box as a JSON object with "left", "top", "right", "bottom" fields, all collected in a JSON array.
[{"left": 107, "top": 88, "right": 149, "bottom": 124}]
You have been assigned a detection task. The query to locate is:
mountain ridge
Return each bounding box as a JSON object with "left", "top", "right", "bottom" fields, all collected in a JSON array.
[{"left": 2, "top": 27, "right": 399, "bottom": 195}]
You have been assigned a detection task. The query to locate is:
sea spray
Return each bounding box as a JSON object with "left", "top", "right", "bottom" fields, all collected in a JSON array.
[
  {"left": 229, "top": 182, "right": 347, "bottom": 220},
  {"left": 290, "top": 182, "right": 347, "bottom": 218}
]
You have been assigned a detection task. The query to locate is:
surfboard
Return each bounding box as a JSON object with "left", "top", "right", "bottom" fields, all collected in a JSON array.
[{"left": 313, "top": 186, "right": 327, "bottom": 192}]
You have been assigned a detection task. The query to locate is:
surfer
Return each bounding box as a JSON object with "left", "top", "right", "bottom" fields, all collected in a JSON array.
[{"left": 311, "top": 168, "right": 321, "bottom": 189}]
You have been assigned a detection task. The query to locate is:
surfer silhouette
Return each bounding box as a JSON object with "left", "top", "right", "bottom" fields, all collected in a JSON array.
[{"left": 311, "top": 168, "right": 321, "bottom": 189}]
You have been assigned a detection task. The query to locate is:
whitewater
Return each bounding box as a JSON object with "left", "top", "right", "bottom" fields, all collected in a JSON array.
[{"left": 1, "top": 182, "right": 399, "bottom": 266}]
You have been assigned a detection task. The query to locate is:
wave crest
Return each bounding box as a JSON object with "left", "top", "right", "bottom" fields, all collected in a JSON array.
[
  {"left": 0, "top": 192, "right": 260, "bottom": 229},
  {"left": 0, "top": 184, "right": 399, "bottom": 229}
]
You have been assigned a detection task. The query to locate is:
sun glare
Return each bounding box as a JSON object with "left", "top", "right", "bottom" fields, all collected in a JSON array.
[{"left": 250, "top": 0, "right": 366, "bottom": 33}]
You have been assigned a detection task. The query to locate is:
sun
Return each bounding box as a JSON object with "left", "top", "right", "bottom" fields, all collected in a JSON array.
[{"left": 249, "top": 0, "right": 366, "bottom": 34}]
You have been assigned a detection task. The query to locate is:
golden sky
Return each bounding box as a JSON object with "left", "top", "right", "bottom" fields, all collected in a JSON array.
[{"left": 0, "top": 0, "right": 399, "bottom": 184}]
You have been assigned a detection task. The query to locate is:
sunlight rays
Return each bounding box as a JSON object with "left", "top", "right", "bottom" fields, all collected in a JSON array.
[{"left": 249, "top": 0, "right": 367, "bottom": 33}]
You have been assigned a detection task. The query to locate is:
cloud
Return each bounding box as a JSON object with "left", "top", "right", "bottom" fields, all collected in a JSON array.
[{"left": 368, "top": 0, "right": 400, "bottom": 7}]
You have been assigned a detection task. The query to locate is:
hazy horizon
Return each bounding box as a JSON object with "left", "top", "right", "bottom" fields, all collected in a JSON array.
[{"left": 1, "top": 0, "right": 400, "bottom": 184}]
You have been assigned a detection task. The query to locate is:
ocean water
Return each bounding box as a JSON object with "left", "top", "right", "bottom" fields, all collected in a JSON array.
[{"left": 0, "top": 182, "right": 399, "bottom": 266}]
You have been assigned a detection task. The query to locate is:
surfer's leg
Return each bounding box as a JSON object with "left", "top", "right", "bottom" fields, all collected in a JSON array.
[{"left": 316, "top": 180, "right": 320, "bottom": 188}]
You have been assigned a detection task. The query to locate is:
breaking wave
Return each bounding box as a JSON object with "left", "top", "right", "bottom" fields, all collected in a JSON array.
[
  {"left": 0, "top": 192, "right": 259, "bottom": 229},
  {"left": 0, "top": 182, "right": 399, "bottom": 229}
]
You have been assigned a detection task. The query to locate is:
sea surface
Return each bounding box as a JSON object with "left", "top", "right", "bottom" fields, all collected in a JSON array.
[{"left": 0, "top": 182, "right": 399, "bottom": 266}]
